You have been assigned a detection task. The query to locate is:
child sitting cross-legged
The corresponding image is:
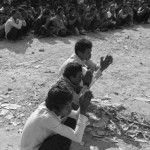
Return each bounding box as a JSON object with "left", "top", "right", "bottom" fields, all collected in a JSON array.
[{"left": 19, "top": 83, "right": 93, "bottom": 150}]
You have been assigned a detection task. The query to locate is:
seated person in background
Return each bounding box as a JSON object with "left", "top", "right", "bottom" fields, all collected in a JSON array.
[
  {"left": 20, "top": 82, "right": 93, "bottom": 150},
  {"left": 67, "top": 7, "right": 85, "bottom": 35},
  {"left": 51, "top": 6, "right": 72, "bottom": 37},
  {"left": 83, "top": 5, "right": 100, "bottom": 31},
  {"left": 33, "top": 9, "right": 54, "bottom": 37},
  {"left": 58, "top": 38, "right": 113, "bottom": 87},
  {"left": 126, "top": 1, "right": 134, "bottom": 25},
  {"left": 5, "top": 9, "right": 26, "bottom": 41},
  {"left": 38, "top": 11, "right": 56, "bottom": 38},
  {"left": 18, "top": 7, "right": 30, "bottom": 36},
  {"left": 106, "top": 4, "right": 118, "bottom": 29},
  {"left": 132, "top": 1, "right": 141, "bottom": 21},
  {"left": 136, "top": 1, "right": 150, "bottom": 24},
  {"left": 98, "top": 6, "right": 111, "bottom": 31},
  {"left": 117, "top": 5, "right": 132, "bottom": 26},
  {"left": 77, "top": 1, "right": 88, "bottom": 25}
]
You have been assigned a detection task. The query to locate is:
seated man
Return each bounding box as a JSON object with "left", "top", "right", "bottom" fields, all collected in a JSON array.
[
  {"left": 33, "top": 9, "right": 55, "bottom": 37},
  {"left": 98, "top": 6, "right": 111, "bottom": 31},
  {"left": 67, "top": 7, "right": 85, "bottom": 35},
  {"left": 126, "top": 1, "right": 134, "bottom": 25},
  {"left": 51, "top": 6, "right": 72, "bottom": 37},
  {"left": 106, "top": 4, "right": 118, "bottom": 29},
  {"left": 136, "top": 1, "right": 150, "bottom": 24},
  {"left": 20, "top": 81, "right": 93, "bottom": 150},
  {"left": 83, "top": 5, "right": 100, "bottom": 31},
  {"left": 117, "top": 5, "right": 132, "bottom": 26},
  {"left": 5, "top": 9, "right": 26, "bottom": 41},
  {"left": 58, "top": 38, "right": 113, "bottom": 88}
]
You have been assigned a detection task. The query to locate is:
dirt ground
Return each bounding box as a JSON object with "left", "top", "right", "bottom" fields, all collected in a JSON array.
[{"left": 0, "top": 24, "right": 150, "bottom": 150}]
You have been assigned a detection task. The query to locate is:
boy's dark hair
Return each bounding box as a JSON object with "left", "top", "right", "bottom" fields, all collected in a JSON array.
[
  {"left": 63, "top": 62, "right": 82, "bottom": 79},
  {"left": 75, "top": 38, "right": 92, "bottom": 55},
  {"left": 45, "top": 84, "right": 73, "bottom": 112},
  {"left": 57, "top": 6, "right": 64, "bottom": 14}
]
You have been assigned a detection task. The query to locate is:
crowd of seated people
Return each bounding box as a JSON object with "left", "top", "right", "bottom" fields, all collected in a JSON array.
[{"left": 0, "top": 0, "right": 150, "bottom": 41}]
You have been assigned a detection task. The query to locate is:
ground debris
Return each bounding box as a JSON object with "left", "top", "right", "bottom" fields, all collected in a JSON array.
[
  {"left": 87, "top": 102, "right": 150, "bottom": 143},
  {"left": 0, "top": 109, "right": 9, "bottom": 116},
  {"left": 1, "top": 104, "right": 21, "bottom": 110}
]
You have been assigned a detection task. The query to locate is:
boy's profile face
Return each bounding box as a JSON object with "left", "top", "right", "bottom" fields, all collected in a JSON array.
[
  {"left": 82, "top": 48, "right": 92, "bottom": 61},
  {"left": 70, "top": 71, "right": 82, "bottom": 86},
  {"left": 59, "top": 102, "right": 72, "bottom": 117}
]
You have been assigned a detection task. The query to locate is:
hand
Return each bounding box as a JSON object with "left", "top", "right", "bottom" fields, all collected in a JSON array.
[
  {"left": 16, "top": 19, "right": 19, "bottom": 24},
  {"left": 100, "top": 55, "right": 113, "bottom": 72},
  {"left": 79, "top": 90, "right": 93, "bottom": 115},
  {"left": 82, "top": 69, "right": 93, "bottom": 87}
]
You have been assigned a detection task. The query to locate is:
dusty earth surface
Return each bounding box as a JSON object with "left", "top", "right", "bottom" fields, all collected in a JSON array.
[{"left": 0, "top": 24, "right": 150, "bottom": 150}]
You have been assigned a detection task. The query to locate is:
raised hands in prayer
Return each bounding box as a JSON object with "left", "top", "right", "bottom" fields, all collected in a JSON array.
[
  {"left": 100, "top": 55, "right": 113, "bottom": 72},
  {"left": 79, "top": 90, "right": 93, "bottom": 115},
  {"left": 82, "top": 69, "right": 93, "bottom": 87}
]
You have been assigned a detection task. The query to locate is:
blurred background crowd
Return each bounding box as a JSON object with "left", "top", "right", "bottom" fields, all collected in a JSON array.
[{"left": 0, "top": 0, "right": 150, "bottom": 41}]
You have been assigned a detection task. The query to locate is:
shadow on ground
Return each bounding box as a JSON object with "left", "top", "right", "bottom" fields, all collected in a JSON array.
[{"left": 0, "top": 25, "right": 143, "bottom": 55}]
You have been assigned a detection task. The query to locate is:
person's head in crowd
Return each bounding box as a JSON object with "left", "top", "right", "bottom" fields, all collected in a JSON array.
[
  {"left": 45, "top": 3, "right": 50, "bottom": 9},
  {"left": 142, "top": 1, "right": 148, "bottom": 8},
  {"left": 126, "top": 1, "right": 131, "bottom": 7},
  {"left": 69, "top": 7, "right": 77, "bottom": 16},
  {"left": 110, "top": 4, "right": 116, "bottom": 13},
  {"left": 3, "top": 3, "right": 10, "bottom": 9},
  {"left": 75, "top": 38, "right": 92, "bottom": 61},
  {"left": 122, "top": 4, "right": 128, "bottom": 13},
  {"left": 18, "top": 7, "right": 27, "bottom": 19},
  {"left": 63, "top": 62, "right": 83, "bottom": 86},
  {"left": 100, "top": 6, "right": 106, "bottom": 15},
  {"left": 42, "top": 9, "right": 50, "bottom": 18},
  {"left": 89, "top": 5, "right": 96, "bottom": 15},
  {"left": 78, "top": 1, "right": 87, "bottom": 13},
  {"left": 57, "top": 6, "right": 64, "bottom": 16},
  {"left": 51, "top": 9, "right": 55, "bottom": 17},
  {"left": 11, "top": 9, "right": 22, "bottom": 20},
  {"left": 45, "top": 83, "right": 73, "bottom": 117}
]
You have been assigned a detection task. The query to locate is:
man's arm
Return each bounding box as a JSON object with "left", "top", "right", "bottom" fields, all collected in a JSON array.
[
  {"left": 42, "top": 109, "right": 88, "bottom": 143},
  {"left": 10, "top": 19, "right": 22, "bottom": 29}
]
